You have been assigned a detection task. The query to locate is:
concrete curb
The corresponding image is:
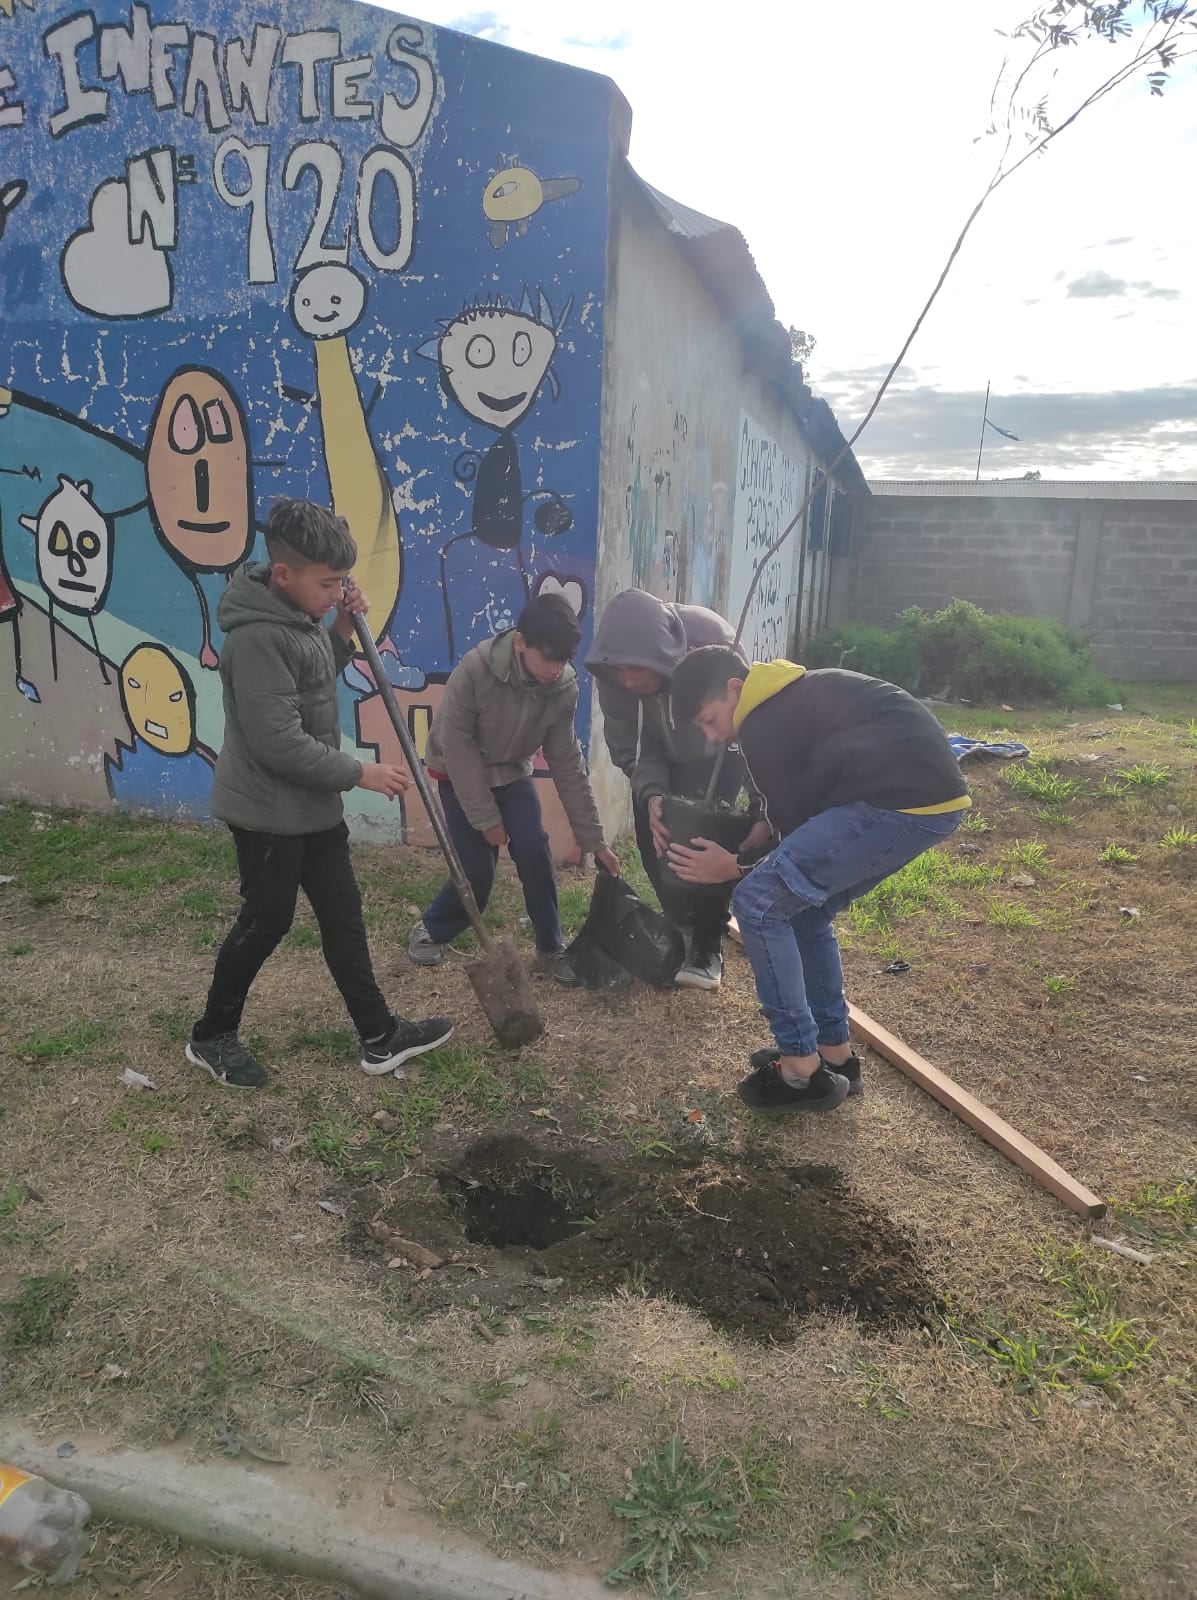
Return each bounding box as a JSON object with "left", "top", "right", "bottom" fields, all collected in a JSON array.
[{"left": 1, "top": 1427, "right": 615, "bottom": 1600}]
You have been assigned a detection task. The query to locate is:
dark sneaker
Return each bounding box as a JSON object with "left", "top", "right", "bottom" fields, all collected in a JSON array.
[
  {"left": 675, "top": 951, "right": 723, "bottom": 991},
  {"left": 186, "top": 1030, "right": 269, "bottom": 1089},
  {"left": 536, "top": 948, "right": 580, "bottom": 987},
  {"left": 360, "top": 1016, "right": 453, "bottom": 1076},
  {"left": 736, "top": 1059, "right": 849, "bottom": 1115},
  {"left": 749, "top": 1047, "right": 864, "bottom": 1096},
  {"left": 408, "top": 920, "right": 445, "bottom": 967}
]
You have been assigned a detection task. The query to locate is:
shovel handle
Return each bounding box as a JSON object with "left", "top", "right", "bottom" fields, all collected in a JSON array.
[{"left": 351, "top": 619, "right": 493, "bottom": 951}]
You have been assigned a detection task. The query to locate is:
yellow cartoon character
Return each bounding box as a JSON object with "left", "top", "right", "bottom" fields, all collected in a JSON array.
[
  {"left": 119, "top": 643, "right": 195, "bottom": 754},
  {"left": 289, "top": 264, "right": 401, "bottom": 641},
  {"left": 482, "top": 163, "right": 581, "bottom": 249}
]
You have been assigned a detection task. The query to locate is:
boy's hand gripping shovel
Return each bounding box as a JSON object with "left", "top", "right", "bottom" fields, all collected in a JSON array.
[{"left": 352, "top": 620, "right": 545, "bottom": 1050}]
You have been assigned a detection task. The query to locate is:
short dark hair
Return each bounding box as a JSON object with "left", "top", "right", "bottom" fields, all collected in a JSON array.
[
  {"left": 516, "top": 593, "right": 581, "bottom": 661},
  {"left": 671, "top": 644, "right": 750, "bottom": 723},
  {"left": 265, "top": 499, "right": 357, "bottom": 570}
]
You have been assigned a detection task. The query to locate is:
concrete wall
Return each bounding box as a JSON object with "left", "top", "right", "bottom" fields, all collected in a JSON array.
[
  {"left": 834, "top": 494, "right": 1197, "bottom": 682},
  {"left": 591, "top": 171, "right": 833, "bottom": 833},
  {"left": 0, "top": 0, "right": 618, "bottom": 856}
]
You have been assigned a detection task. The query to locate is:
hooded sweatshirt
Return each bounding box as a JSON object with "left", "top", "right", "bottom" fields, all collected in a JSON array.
[
  {"left": 732, "top": 662, "right": 970, "bottom": 839},
  {"left": 209, "top": 564, "right": 361, "bottom": 836},
  {"left": 585, "top": 590, "right": 734, "bottom": 804},
  {"left": 424, "top": 630, "right": 605, "bottom": 851}
]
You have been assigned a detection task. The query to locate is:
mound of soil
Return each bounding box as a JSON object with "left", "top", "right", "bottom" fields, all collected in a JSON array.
[{"left": 439, "top": 1136, "right": 937, "bottom": 1343}]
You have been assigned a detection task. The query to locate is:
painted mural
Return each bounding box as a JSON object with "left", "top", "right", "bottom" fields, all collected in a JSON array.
[
  {"left": 727, "top": 412, "right": 800, "bottom": 662},
  {"left": 0, "top": 0, "right": 610, "bottom": 853}
]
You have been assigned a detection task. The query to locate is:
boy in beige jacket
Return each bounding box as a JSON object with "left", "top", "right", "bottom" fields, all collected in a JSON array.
[{"left": 409, "top": 593, "right": 619, "bottom": 976}]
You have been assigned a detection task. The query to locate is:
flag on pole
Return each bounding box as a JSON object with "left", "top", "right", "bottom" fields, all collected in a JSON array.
[{"left": 985, "top": 419, "right": 1020, "bottom": 441}]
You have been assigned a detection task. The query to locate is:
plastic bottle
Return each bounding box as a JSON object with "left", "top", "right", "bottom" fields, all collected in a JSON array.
[{"left": 0, "top": 1464, "right": 91, "bottom": 1584}]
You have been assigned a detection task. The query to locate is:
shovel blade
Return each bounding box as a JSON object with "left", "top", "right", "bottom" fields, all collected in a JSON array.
[{"left": 466, "top": 938, "right": 544, "bottom": 1050}]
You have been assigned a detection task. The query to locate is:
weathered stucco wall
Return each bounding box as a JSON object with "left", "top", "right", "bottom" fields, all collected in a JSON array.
[
  {"left": 591, "top": 171, "right": 831, "bottom": 835},
  {"left": 836, "top": 494, "right": 1197, "bottom": 681},
  {"left": 0, "top": 0, "right": 620, "bottom": 858}
]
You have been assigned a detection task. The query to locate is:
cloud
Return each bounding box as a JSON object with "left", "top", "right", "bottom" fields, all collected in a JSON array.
[
  {"left": 815, "top": 374, "right": 1197, "bottom": 480},
  {"left": 61, "top": 180, "right": 172, "bottom": 319},
  {"left": 447, "top": 10, "right": 512, "bottom": 42},
  {"left": 1066, "top": 269, "right": 1180, "bottom": 300},
  {"left": 564, "top": 30, "right": 630, "bottom": 49}
]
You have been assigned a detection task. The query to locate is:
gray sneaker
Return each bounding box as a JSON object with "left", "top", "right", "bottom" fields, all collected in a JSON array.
[
  {"left": 536, "top": 947, "right": 580, "bottom": 987},
  {"left": 675, "top": 951, "right": 723, "bottom": 991},
  {"left": 408, "top": 920, "right": 444, "bottom": 967}
]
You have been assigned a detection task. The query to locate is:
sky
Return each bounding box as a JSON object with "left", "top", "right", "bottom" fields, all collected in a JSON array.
[{"left": 386, "top": 0, "right": 1196, "bottom": 481}]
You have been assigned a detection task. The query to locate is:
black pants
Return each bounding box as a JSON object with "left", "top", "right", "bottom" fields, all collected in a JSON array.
[
  {"left": 195, "top": 823, "right": 391, "bottom": 1042},
  {"left": 632, "top": 751, "right": 748, "bottom": 961}
]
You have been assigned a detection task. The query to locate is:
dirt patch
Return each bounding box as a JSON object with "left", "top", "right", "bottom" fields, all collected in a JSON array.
[{"left": 436, "top": 1135, "right": 937, "bottom": 1342}]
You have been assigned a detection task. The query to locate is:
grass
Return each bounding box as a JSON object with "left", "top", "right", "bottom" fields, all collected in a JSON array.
[
  {"left": 950, "top": 1249, "right": 1156, "bottom": 1413},
  {"left": 1117, "top": 762, "right": 1171, "bottom": 789},
  {"left": 1004, "top": 839, "right": 1049, "bottom": 870},
  {"left": 2, "top": 697, "right": 1197, "bottom": 1600},
  {"left": 1098, "top": 843, "right": 1139, "bottom": 865},
  {"left": 958, "top": 809, "right": 991, "bottom": 833},
  {"left": 1007, "top": 763, "right": 1082, "bottom": 806},
  {"left": 4, "top": 1272, "right": 75, "bottom": 1349},
  {"left": 986, "top": 899, "right": 1040, "bottom": 930},
  {"left": 1160, "top": 824, "right": 1197, "bottom": 848},
  {"left": 16, "top": 1021, "right": 108, "bottom": 1060}
]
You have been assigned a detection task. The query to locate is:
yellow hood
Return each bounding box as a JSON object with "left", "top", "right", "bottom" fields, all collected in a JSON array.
[{"left": 733, "top": 660, "right": 806, "bottom": 731}]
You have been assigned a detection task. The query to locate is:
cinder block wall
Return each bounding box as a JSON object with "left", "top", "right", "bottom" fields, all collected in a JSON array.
[{"left": 832, "top": 496, "right": 1197, "bottom": 682}]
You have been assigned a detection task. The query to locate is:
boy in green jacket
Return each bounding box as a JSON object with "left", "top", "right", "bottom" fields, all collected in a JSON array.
[
  {"left": 409, "top": 593, "right": 620, "bottom": 976},
  {"left": 189, "top": 499, "right": 453, "bottom": 1088}
]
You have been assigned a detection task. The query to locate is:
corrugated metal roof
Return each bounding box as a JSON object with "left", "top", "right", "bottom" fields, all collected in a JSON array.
[
  {"left": 867, "top": 480, "right": 1197, "bottom": 501},
  {"left": 639, "top": 181, "right": 729, "bottom": 242}
]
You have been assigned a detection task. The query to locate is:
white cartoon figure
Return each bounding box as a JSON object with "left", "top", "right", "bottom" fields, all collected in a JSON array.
[
  {"left": 418, "top": 287, "right": 574, "bottom": 659},
  {"left": 19, "top": 475, "right": 114, "bottom": 683}
]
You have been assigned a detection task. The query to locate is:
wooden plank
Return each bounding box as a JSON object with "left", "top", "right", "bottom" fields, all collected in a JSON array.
[{"left": 726, "top": 918, "right": 1106, "bottom": 1220}]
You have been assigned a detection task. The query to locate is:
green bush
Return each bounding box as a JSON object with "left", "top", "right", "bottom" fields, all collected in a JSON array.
[{"left": 806, "top": 600, "right": 1116, "bottom": 706}]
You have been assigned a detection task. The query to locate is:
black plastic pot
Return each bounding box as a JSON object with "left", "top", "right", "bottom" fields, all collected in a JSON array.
[
  {"left": 656, "top": 796, "right": 753, "bottom": 910},
  {"left": 565, "top": 871, "right": 684, "bottom": 990}
]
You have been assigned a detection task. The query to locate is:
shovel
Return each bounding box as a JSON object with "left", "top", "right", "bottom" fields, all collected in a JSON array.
[{"left": 352, "top": 619, "right": 545, "bottom": 1050}]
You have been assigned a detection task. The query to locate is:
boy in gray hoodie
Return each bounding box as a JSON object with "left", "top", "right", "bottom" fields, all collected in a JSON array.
[
  {"left": 189, "top": 499, "right": 452, "bottom": 1088},
  {"left": 409, "top": 593, "right": 620, "bottom": 975},
  {"left": 585, "top": 589, "right": 769, "bottom": 990}
]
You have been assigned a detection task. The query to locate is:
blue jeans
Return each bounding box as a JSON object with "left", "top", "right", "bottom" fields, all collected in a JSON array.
[
  {"left": 731, "top": 802, "right": 963, "bottom": 1058},
  {"left": 422, "top": 776, "right": 562, "bottom": 953}
]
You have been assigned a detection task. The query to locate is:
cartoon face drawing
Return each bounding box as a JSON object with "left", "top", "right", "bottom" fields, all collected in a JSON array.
[
  {"left": 484, "top": 166, "right": 544, "bottom": 225},
  {"left": 290, "top": 264, "right": 367, "bottom": 340},
  {"left": 120, "top": 643, "right": 195, "bottom": 755},
  {"left": 147, "top": 368, "right": 254, "bottom": 573},
  {"left": 20, "top": 476, "right": 113, "bottom": 616},
  {"left": 482, "top": 166, "right": 581, "bottom": 249},
  {"left": 436, "top": 307, "right": 557, "bottom": 431}
]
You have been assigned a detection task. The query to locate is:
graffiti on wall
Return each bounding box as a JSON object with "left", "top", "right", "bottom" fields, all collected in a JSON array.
[
  {"left": 624, "top": 388, "right": 729, "bottom": 609},
  {"left": 728, "top": 412, "right": 799, "bottom": 662},
  {"left": 0, "top": 0, "right": 610, "bottom": 855}
]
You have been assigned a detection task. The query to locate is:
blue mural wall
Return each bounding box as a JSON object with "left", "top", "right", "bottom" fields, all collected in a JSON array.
[{"left": 0, "top": 0, "right": 611, "bottom": 850}]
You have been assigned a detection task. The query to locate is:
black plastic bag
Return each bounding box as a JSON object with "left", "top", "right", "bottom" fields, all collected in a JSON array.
[{"left": 565, "top": 871, "right": 685, "bottom": 990}]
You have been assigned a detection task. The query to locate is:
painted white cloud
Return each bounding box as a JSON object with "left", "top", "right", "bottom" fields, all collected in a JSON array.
[{"left": 61, "top": 180, "right": 172, "bottom": 319}]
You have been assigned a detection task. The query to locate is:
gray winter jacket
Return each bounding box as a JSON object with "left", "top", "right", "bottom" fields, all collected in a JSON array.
[
  {"left": 210, "top": 565, "right": 361, "bottom": 836},
  {"left": 424, "top": 631, "right": 606, "bottom": 851},
  {"left": 585, "top": 590, "right": 735, "bottom": 804}
]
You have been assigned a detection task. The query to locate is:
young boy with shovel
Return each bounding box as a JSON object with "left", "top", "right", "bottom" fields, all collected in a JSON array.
[
  {"left": 189, "top": 499, "right": 453, "bottom": 1088},
  {"left": 667, "top": 648, "right": 970, "bottom": 1114},
  {"left": 408, "top": 593, "right": 620, "bottom": 977}
]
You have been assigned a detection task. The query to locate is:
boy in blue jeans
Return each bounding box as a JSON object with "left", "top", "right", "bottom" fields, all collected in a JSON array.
[
  {"left": 667, "top": 648, "right": 970, "bottom": 1114},
  {"left": 189, "top": 499, "right": 453, "bottom": 1088},
  {"left": 409, "top": 593, "right": 619, "bottom": 976}
]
